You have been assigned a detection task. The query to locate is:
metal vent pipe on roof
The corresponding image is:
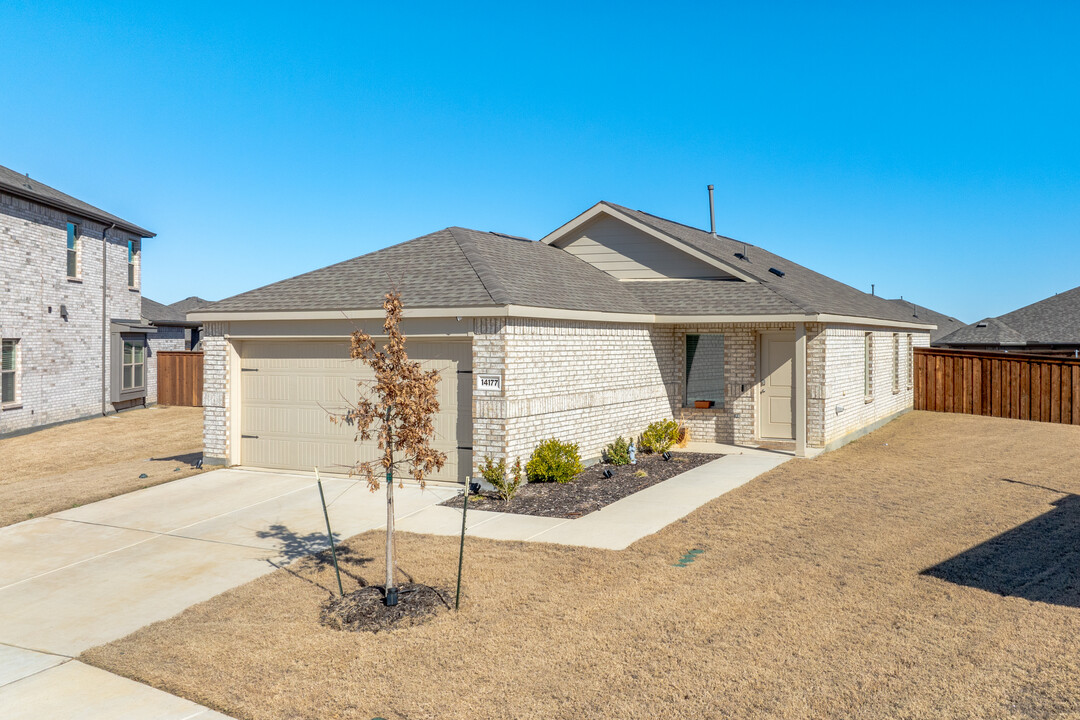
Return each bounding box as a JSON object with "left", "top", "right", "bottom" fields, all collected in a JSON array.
[{"left": 707, "top": 184, "right": 716, "bottom": 236}]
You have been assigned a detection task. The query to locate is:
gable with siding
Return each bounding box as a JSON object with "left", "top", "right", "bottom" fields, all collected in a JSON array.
[{"left": 552, "top": 214, "right": 736, "bottom": 280}]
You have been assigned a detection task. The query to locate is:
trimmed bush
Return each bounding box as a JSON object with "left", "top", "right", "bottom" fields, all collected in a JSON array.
[
  {"left": 526, "top": 438, "right": 583, "bottom": 484},
  {"left": 479, "top": 455, "right": 523, "bottom": 503},
  {"left": 479, "top": 455, "right": 506, "bottom": 486},
  {"left": 603, "top": 437, "right": 632, "bottom": 466},
  {"left": 640, "top": 419, "right": 680, "bottom": 454}
]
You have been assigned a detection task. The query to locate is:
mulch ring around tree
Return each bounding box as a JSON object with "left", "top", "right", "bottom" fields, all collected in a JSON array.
[
  {"left": 441, "top": 451, "right": 722, "bottom": 519},
  {"left": 320, "top": 584, "right": 452, "bottom": 633}
]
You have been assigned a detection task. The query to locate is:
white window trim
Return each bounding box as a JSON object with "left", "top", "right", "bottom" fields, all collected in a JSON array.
[
  {"left": 66, "top": 222, "right": 82, "bottom": 281},
  {"left": 122, "top": 340, "right": 146, "bottom": 390},
  {"left": 1, "top": 338, "right": 21, "bottom": 408},
  {"left": 906, "top": 334, "right": 914, "bottom": 389},
  {"left": 892, "top": 333, "right": 900, "bottom": 394},
  {"left": 864, "top": 332, "right": 874, "bottom": 401},
  {"left": 127, "top": 239, "right": 139, "bottom": 290}
]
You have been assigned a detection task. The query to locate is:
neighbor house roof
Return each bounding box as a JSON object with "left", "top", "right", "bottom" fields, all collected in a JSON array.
[
  {"left": 169, "top": 296, "right": 212, "bottom": 317},
  {"left": 0, "top": 163, "right": 154, "bottom": 237},
  {"left": 142, "top": 297, "right": 201, "bottom": 327},
  {"left": 884, "top": 299, "right": 966, "bottom": 343},
  {"left": 936, "top": 285, "right": 1080, "bottom": 348},
  {"left": 195, "top": 204, "right": 936, "bottom": 329}
]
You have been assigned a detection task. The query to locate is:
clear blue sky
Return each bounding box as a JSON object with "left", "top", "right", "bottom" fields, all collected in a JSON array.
[{"left": 2, "top": 2, "right": 1077, "bottom": 323}]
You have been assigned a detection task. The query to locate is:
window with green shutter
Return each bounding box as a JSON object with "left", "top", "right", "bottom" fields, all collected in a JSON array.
[
  {"left": 127, "top": 240, "right": 136, "bottom": 287},
  {"left": 67, "top": 223, "right": 79, "bottom": 278}
]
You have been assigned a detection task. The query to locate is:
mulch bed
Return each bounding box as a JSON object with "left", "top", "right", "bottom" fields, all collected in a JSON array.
[
  {"left": 320, "top": 583, "right": 451, "bottom": 633},
  {"left": 441, "top": 451, "right": 722, "bottom": 519}
]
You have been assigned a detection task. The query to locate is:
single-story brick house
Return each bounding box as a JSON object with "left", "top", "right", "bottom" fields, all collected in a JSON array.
[{"left": 191, "top": 201, "right": 934, "bottom": 481}]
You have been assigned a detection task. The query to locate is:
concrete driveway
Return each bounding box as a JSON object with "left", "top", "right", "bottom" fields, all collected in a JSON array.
[
  {"left": 0, "top": 468, "right": 459, "bottom": 719},
  {"left": 0, "top": 449, "right": 789, "bottom": 718}
]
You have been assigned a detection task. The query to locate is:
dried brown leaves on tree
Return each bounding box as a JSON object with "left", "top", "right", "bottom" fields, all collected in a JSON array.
[{"left": 330, "top": 290, "right": 446, "bottom": 489}]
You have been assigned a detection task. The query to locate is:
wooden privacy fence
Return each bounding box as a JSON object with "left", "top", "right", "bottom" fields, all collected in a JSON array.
[
  {"left": 914, "top": 347, "right": 1080, "bottom": 425},
  {"left": 157, "top": 351, "right": 204, "bottom": 407}
]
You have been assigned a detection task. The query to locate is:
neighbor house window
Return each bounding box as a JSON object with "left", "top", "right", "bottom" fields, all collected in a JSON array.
[
  {"left": 66, "top": 222, "right": 80, "bottom": 278},
  {"left": 684, "top": 334, "right": 724, "bottom": 408},
  {"left": 1, "top": 339, "right": 18, "bottom": 405},
  {"left": 864, "top": 332, "right": 874, "bottom": 399},
  {"left": 892, "top": 333, "right": 900, "bottom": 394},
  {"left": 122, "top": 340, "right": 145, "bottom": 389},
  {"left": 906, "top": 334, "right": 913, "bottom": 389},
  {"left": 127, "top": 240, "right": 137, "bottom": 288}
]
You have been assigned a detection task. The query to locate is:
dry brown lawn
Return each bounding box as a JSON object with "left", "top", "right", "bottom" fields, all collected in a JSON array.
[
  {"left": 0, "top": 405, "right": 205, "bottom": 526},
  {"left": 81, "top": 412, "right": 1080, "bottom": 719}
]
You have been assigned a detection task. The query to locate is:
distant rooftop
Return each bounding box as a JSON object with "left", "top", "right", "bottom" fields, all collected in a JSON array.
[{"left": 885, "top": 298, "right": 966, "bottom": 343}]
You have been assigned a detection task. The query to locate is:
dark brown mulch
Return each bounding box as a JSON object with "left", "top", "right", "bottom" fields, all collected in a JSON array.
[
  {"left": 441, "top": 451, "right": 722, "bottom": 519},
  {"left": 320, "top": 583, "right": 451, "bottom": 633}
]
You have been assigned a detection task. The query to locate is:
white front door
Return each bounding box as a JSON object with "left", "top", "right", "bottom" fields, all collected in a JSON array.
[{"left": 760, "top": 332, "right": 795, "bottom": 440}]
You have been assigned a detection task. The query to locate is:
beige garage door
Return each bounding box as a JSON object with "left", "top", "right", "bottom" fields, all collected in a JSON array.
[{"left": 239, "top": 340, "right": 471, "bottom": 483}]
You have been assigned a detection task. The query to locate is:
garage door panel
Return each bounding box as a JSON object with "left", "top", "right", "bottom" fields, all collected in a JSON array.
[{"left": 239, "top": 340, "right": 470, "bottom": 483}]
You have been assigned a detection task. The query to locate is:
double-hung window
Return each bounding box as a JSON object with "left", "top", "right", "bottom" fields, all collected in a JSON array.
[
  {"left": 127, "top": 240, "right": 137, "bottom": 288},
  {"left": 892, "top": 333, "right": 900, "bottom": 394},
  {"left": 122, "top": 340, "right": 145, "bottom": 390},
  {"left": 1, "top": 339, "right": 18, "bottom": 405},
  {"left": 684, "top": 334, "right": 725, "bottom": 408},
  {"left": 906, "top": 334, "right": 914, "bottom": 389},
  {"left": 864, "top": 332, "right": 874, "bottom": 400},
  {"left": 66, "top": 222, "right": 80, "bottom": 279}
]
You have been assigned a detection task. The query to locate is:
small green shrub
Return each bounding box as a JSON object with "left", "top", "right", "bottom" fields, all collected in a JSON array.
[
  {"left": 526, "top": 438, "right": 583, "bottom": 484},
  {"left": 640, "top": 419, "right": 680, "bottom": 454},
  {"left": 603, "top": 436, "right": 631, "bottom": 465},
  {"left": 634, "top": 470, "right": 648, "bottom": 478},
  {"left": 479, "top": 456, "right": 506, "bottom": 488},
  {"left": 479, "top": 455, "right": 523, "bottom": 503}
]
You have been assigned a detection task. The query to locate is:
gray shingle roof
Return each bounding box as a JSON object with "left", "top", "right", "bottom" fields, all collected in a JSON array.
[
  {"left": 0, "top": 163, "right": 154, "bottom": 237},
  {"left": 936, "top": 285, "right": 1080, "bottom": 347},
  {"left": 169, "top": 296, "right": 212, "bottom": 316},
  {"left": 599, "top": 202, "right": 929, "bottom": 325},
  {"left": 142, "top": 297, "right": 199, "bottom": 326},
  {"left": 884, "top": 299, "right": 966, "bottom": 343},
  {"left": 200, "top": 206, "right": 939, "bottom": 327},
  {"left": 624, "top": 280, "right": 804, "bottom": 316}
]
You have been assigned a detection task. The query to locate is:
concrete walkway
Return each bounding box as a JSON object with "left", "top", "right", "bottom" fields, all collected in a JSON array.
[{"left": 0, "top": 449, "right": 789, "bottom": 717}]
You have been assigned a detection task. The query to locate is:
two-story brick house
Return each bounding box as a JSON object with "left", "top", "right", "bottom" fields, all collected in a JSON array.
[{"left": 0, "top": 164, "right": 156, "bottom": 436}]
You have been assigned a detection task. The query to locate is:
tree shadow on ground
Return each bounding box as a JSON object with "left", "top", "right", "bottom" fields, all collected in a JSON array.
[
  {"left": 149, "top": 451, "right": 203, "bottom": 466},
  {"left": 921, "top": 483, "right": 1080, "bottom": 608},
  {"left": 257, "top": 523, "right": 374, "bottom": 595}
]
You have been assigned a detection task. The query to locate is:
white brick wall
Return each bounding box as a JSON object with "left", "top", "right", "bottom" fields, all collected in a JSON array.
[
  {"left": 202, "top": 315, "right": 932, "bottom": 470},
  {"left": 0, "top": 191, "right": 145, "bottom": 435},
  {"left": 820, "top": 325, "right": 931, "bottom": 446},
  {"left": 201, "top": 322, "right": 229, "bottom": 463},
  {"left": 471, "top": 317, "right": 676, "bottom": 470}
]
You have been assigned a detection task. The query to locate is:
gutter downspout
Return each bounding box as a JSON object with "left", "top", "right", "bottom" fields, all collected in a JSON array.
[{"left": 101, "top": 223, "right": 116, "bottom": 415}]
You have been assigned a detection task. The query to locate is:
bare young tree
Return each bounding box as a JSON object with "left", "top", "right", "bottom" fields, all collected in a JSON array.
[{"left": 330, "top": 290, "right": 445, "bottom": 604}]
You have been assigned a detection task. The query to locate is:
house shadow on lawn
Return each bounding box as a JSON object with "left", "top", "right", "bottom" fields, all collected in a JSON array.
[{"left": 922, "top": 483, "right": 1080, "bottom": 608}]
